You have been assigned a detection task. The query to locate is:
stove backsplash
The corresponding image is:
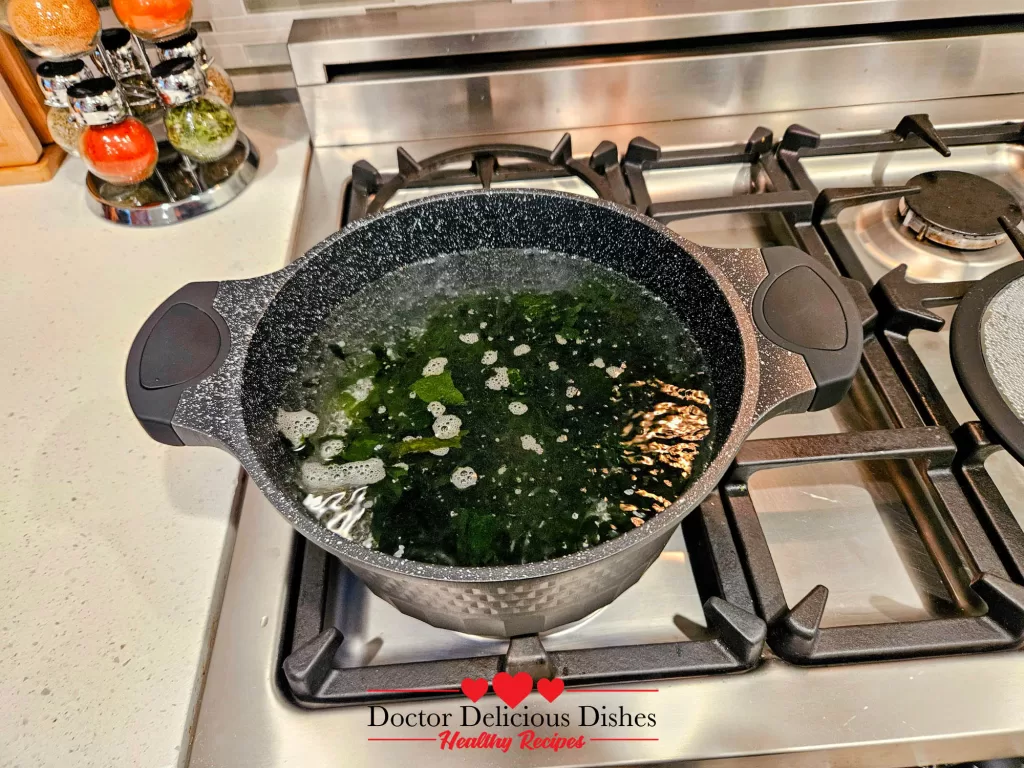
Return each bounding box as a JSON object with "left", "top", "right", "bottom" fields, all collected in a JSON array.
[{"left": 118, "top": 0, "right": 552, "bottom": 94}]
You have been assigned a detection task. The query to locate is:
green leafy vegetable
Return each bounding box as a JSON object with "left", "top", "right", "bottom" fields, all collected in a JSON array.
[
  {"left": 411, "top": 371, "right": 465, "bottom": 405},
  {"left": 283, "top": 252, "right": 716, "bottom": 567},
  {"left": 394, "top": 432, "right": 467, "bottom": 457},
  {"left": 343, "top": 436, "right": 383, "bottom": 461}
]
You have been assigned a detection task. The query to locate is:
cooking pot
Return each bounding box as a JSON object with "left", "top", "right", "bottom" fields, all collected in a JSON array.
[{"left": 127, "top": 190, "right": 862, "bottom": 637}]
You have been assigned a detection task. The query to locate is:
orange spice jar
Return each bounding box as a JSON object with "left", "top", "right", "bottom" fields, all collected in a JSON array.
[
  {"left": 110, "top": 0, "right": 191, "bottom": 42},
  {"left": 6, "top": 0, "right": 101, "bottom": 60},
  {"left": 68, "top": 77, "right": 158, "bottom": 185}
]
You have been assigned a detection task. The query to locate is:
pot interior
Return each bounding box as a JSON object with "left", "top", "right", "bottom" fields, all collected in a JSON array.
[{"left": 240, "top": 191, "right": 747, "bottom": 534}]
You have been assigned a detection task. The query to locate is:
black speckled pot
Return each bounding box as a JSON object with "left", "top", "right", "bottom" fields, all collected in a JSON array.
[{"left": 127, "top": 189, "right": 861, "bottom": 637}]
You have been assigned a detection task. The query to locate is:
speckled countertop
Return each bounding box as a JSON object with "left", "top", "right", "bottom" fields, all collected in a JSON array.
[{"left": 0, "top": 104, "right": 310, "bottom": 768}]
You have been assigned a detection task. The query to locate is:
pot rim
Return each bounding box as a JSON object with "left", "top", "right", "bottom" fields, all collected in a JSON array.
[{"left": 232, "top": 188, "right": 762, "bottom": 583}]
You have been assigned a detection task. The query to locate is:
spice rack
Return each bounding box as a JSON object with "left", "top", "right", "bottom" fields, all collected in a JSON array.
[
  {"left": 4, "top": 0, "right": 258, "bottom": 226},
  {"left": 86, "top": 128, "right": 258, "bottom": 225}
]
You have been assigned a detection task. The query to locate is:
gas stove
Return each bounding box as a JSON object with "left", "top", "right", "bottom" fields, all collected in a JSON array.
[
  {"left": 187, "top": 3, "right": 1024, "bottom": 765},
  {"left": 273, "top": 114, "right": 1024, "bottom": 703},
  {"left": 187, "top": 101, "right": 1024, "bottom": 768}
]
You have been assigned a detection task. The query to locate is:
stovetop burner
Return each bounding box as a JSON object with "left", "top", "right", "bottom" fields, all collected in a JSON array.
[{"left": 897, "top": 170, "right": 1023, "bottom": 251}]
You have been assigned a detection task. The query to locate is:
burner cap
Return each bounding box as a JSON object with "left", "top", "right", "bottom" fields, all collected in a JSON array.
[{"left": 899, "top": 171, "right": 1022, "bottom": 250}]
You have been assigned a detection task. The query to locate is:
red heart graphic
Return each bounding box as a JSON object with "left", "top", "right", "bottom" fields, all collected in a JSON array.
[
  {"left": 461, "top": 677, "right": 488, "bottom": 702},
  {"left": 491, "top": 671, "right": 533, "bottom": 708},
  {"left": 536, "top": 677, "right": 565, "bottom": 703}
]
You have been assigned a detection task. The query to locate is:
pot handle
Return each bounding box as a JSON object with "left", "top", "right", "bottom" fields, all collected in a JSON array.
[
  {"left": 750, "top": 246, "right": 861, "bottom": 412},
  {"left": 703, "top": 244, "right": 862, "bottom": 417},
  {"left": 125, "top": 282, "right": 230, "bottom": 446}
]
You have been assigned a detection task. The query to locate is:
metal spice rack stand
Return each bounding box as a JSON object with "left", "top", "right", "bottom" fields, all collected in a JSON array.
[
  {"left": 7, "top": 0, "right": 259, "bottom": 226},
  {"left": 85, "top": 30, "right": 259, "bottom": 226}
]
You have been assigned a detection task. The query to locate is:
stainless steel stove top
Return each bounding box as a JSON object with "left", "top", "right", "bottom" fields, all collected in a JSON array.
[
  {"left": 187, "top": 94, "right": 1024, "bottom": 768},
  {"left": 175, "top": 2, "right": 1024, "bottom": 762}
]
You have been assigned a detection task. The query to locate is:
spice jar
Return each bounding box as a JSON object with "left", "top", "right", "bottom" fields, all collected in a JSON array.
[
  {"left": 6, "top": 0, "right": 100, "bottom": 60},
  {"left": 68, "top": 77, "right": 158, "bottom": 185},
  {"left": 97, "top": 28, "right": 161, "bottom": 121},
  {"left": 155, "top": 28, "right": 234, "bottom": 106},
  {"left": 36, "top": 60, "right": 89, "bottom": 156},
  {"left": 111, "top": 0, "right": 191, "bottom": 42},
  {"left": 152, "top": 57, "right": 238, "bottom": 163}
]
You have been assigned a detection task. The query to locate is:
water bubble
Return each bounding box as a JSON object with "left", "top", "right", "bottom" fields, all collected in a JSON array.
[
  {"left": 520, "top": 435, "right": 544, "bottom": 455},
  {"left": 276, "top": 408, "right": 320, "bottom": 449},
  {"left": 299, "top": 458, "right": 386, "bottom": 493},
  {"left": 432, "top": 414, "right": 462, "bottom": 439},
  {"left": 319, "top": 438, "right": 346, "bottom": 461},
  {"left": 421, "top": 357, "right": 447, "bottom": 376},
  {"left": 485, "top": 367, "right": 511, "bottom": 390},
  {"left": 451, "top": 466, "right": 479, "bottom": 489}
]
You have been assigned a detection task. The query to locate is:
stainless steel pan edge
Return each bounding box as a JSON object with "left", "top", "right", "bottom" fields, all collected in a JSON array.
[{"left": 126, "top": 189, "right": 861, "bottom": 636}]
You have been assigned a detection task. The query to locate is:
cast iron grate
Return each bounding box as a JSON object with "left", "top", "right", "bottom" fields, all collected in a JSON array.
[
  {"left": 758, "top": 115, "right": 1024, "bottom": 661},
  {"left": 281, "top": 122, "right": 1024, "bottom": 706},
  {"left": 282, "top": 494, "right": 766, "bottom": 707},
  {"left": 778, "top": 116, "right": 1024, "bottom": 286},
  {"left": 341, "top": 133, "right": 629, "bottom": 225},
  {"left": 869, "top": 232, "right": 1024, "bottom": 585},
  {"left": 777, "top": 115, "right": 1024, "bottom": 584},
  {"left": 282, "top": 134, "right": 772, "bottom": 707},
  {"left": 719, "top": 425, "right": 1024, "bottom": 664}
]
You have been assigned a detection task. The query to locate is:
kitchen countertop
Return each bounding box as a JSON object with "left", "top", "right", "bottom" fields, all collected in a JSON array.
[{"left": 0, "top": 104, "right": 310, "bottom": 768}]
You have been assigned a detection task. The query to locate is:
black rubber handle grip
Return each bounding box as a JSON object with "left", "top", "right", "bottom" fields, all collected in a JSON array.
[
  {"left": 752, "top": 247, "right": 862, "bottom": 411},
  {"left": 125, "top": 282, "right": 229, "bottom": 445}
]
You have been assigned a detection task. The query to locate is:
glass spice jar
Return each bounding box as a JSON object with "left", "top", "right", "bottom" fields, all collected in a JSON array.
[
  {"left": 111, "top": 0, "right": 191, "bottom": 42},
  {"left": 96, "top": 28, "right": 162, "bottom": 120},
  {"left": 152, "top": 57, "right": 238, "bottom": 164},
  {"left": 155, "top": 28, "right": 234, "bottom": 106},
  {"left": 68, "top": 77, "right": 158, "bottom": 185},
  {"left": 6, "top": 0, "right": 100, "bottom": 60},
  {"left": 36, "top": 59, "right": 89, "bottom": 157}
]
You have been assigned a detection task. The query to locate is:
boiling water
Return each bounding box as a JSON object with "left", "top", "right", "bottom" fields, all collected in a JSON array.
[{"left": 277, "top": 250, "right": 715, "bottom": 567}]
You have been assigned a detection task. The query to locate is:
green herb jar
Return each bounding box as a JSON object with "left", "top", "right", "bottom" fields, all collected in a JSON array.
[
  {"left": 152, "top": 56, "right": 239, "bottom": 164},
  {"left": 164, "top": 95, "right": 238, "bottom": 163}
]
